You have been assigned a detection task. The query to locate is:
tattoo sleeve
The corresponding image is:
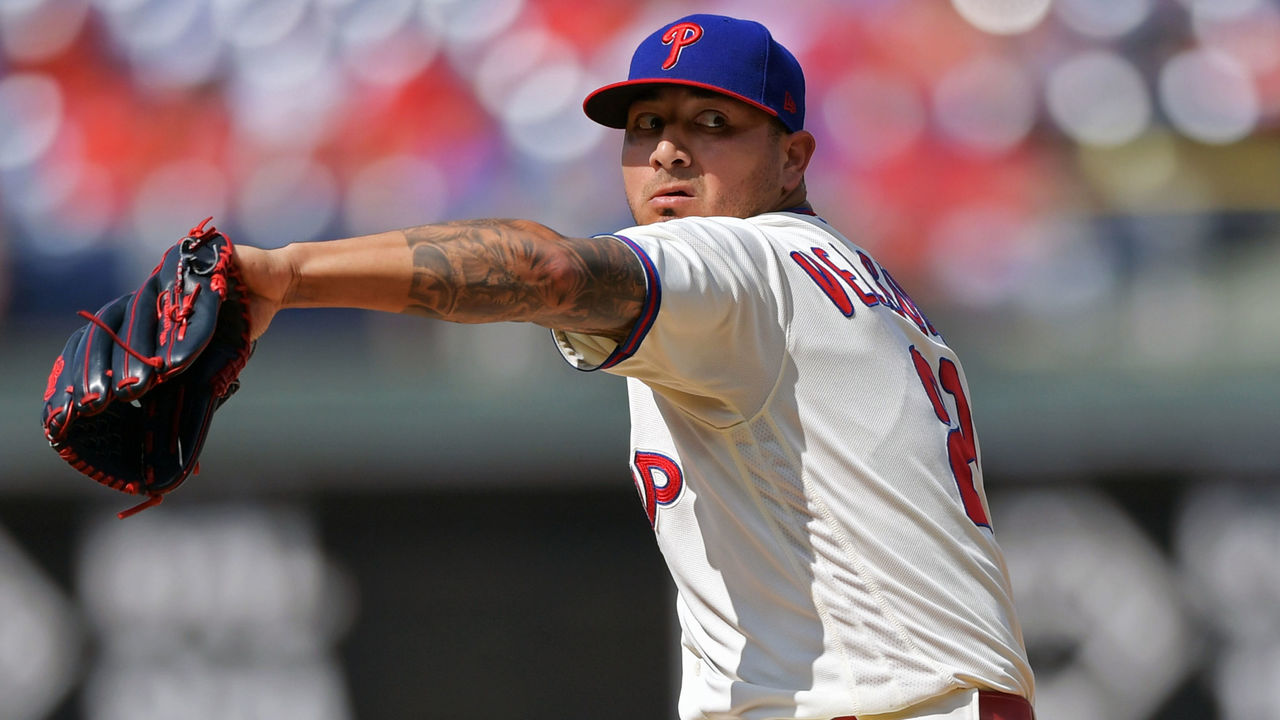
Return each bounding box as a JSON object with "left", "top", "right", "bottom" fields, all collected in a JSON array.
[{"left": 403, "top": 219, "right": 645, "bottom": 342}]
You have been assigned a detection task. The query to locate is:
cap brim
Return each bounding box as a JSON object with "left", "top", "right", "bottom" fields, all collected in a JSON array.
[{"left": 583, "top": 78, "right": 780, "bottom": 129}]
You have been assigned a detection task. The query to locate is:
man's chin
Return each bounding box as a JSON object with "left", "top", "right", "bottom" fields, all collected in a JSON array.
[
  {"left": 635, "top": 208, "right": 685, "bottom": 225},
  {"left": 630, "top": 216, "right": 662, "bottom": 226}
]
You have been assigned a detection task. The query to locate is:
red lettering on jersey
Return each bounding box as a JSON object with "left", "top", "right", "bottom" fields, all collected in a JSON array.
[
  {"left": 633, "top": 451, "right": 685, "bottom": 528},
  {"left": 661, "top": 22, "right": 704, "bottom": 69},
  {"left": 856, "top": 251, "right": 902, "bottom": 316},
  {"left": 799, "top": 243, "right": 941, "bottom": 337},
  {"left": 790, "top": 251, "right": 854, "bottom": 317},
  {"left": 854, "top": 251, "right": 939, "bottom": 336},
  {"left": 881, "top": 268, "right": 930, "bottom": 333},
  {"left": 939, "top": 357, "right": 986, "bottom": 526},
  {"left": 910, "top": 347, "right": 989, "bottom": 528},
  {"left": 812, "top": 247, "right": 882, "bottom": 308},
  {"left": 909, "top": 346, "right": 950, "bottom": 424}
]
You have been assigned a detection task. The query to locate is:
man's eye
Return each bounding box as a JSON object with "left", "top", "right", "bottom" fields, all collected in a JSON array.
[
  {"left": 696, "top": 111, "right": 727, "bottom": 128},
  {"left": 634, "top": 114, "right": 661, "bottom": 130}
]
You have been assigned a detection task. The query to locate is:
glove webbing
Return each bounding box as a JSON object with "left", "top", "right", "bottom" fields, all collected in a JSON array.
[{"left": 66, "top": 309, "right": 188, "bottom": 519}]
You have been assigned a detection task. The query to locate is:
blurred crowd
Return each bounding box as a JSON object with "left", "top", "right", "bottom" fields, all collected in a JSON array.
[{"left": 0, "top": 0, "right": 1276, "bottom": 368}]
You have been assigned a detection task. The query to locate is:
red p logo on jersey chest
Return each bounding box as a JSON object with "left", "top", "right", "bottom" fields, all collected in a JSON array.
[{"left": 661, "top": 22, "right": 703, "bottom": 70}]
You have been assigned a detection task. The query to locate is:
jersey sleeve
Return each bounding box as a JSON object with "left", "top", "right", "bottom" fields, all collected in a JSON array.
[{"left": 552, "top": 217, "right": 788, "bottom": 427}]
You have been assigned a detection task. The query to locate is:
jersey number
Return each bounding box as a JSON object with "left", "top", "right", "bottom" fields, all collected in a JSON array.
[{"left": 909, "top": 346, "right": 990, "bottom": 528}]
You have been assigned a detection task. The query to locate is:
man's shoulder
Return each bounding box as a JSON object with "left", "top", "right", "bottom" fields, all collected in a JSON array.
[
  {"left": 749, "top": 210, "right": 836, "bottom": 233},
  {"left": 608, "top": 212, "right": 834, "bottom": 243}
]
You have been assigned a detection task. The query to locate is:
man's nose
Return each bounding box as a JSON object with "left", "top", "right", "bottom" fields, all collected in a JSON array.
[{"left": 650, "top": 137, "right": 691, "bottom": 170}]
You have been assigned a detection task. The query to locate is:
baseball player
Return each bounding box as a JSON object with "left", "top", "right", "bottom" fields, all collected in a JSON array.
[{"left": 232, "top": 14, "right": 1036, "bottom": 720}]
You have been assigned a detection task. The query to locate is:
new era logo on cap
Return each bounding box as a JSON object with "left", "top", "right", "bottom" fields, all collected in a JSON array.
[{"left": 583, "top": 14, "right": 806, "bottom": 132}]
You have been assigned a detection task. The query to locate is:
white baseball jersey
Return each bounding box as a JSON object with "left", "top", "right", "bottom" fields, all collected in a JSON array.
[{"left": 552, "top": 212, "right": 1034, "bottom": 720}]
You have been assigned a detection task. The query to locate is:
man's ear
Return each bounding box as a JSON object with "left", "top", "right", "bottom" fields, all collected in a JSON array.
[{"left": 782, "top": 131, "right": 816, "bottom": 192}]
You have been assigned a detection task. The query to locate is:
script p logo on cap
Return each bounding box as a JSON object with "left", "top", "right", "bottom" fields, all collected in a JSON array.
[
  {"left": 661, "top": 21, "right": 704, "bottom": 69},
  {"left": 583, "top": 14, "right": 806, "bottom": 133}
]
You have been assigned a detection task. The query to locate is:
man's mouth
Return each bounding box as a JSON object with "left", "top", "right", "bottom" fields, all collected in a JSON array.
[
  {"left": 651, "top": 185, "right": 693, "bottom": 200},
  {"left": 644, "top": 184, "right": 696, "bottom": 219}
]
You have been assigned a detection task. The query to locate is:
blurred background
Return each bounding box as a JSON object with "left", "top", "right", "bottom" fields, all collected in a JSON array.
[{"left": 1, "top": 0, "right": 1278, "bottom": 717}]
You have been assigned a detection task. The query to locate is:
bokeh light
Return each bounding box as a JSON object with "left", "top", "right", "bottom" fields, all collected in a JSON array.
[
  {"left": 1159, "top": 48, "right": 1260, "bottom": 144},
  {"left": 932, "top": 53, "right": 1037, "bottom": 154},
  {"left": 0, "top": 73, "right": 64, "bottom": 170},
  {"left": 823, "top": 67, "right": 927, "bottom": 168},
  {"left": 0, "top": 0, "right": 90, "bottom": 63},
  {"left": 237, "top": 156, "right": 340, "bottom": 247},
  {"left": 950, "top": 0, "right": 1052, "bottom": 35},
  {"left": 342, "top": 154, "right": 447, "bottom": 236},
  {"left": 1046, "top": 50, "right": 1151, "bottom": 146},
  {"left": 1053, "top": 0, "right": 1155, "bottom": 38}
]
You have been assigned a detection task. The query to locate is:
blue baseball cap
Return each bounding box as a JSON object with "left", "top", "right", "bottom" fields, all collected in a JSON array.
[{"left": 583, "top": 14, "right": 806, "bottom": 132}]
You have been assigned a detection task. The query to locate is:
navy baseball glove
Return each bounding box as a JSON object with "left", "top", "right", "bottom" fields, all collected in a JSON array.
[{"left": 41, "top": 218, "right": 253, "bottom": 518}]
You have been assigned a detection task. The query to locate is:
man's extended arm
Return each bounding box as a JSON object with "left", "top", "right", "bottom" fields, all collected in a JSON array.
[{"left": 234, "top": 219, "right": 646, "bottom": 342}]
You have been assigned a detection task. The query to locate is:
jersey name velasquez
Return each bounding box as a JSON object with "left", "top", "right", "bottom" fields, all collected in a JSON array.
[{"left": 553, "top": 213, "right": 1034, "bottom": 720}]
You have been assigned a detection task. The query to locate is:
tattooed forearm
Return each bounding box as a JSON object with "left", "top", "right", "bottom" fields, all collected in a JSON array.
[{"left": 403, "top": 219, "right": 645, "bottom": 341}]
